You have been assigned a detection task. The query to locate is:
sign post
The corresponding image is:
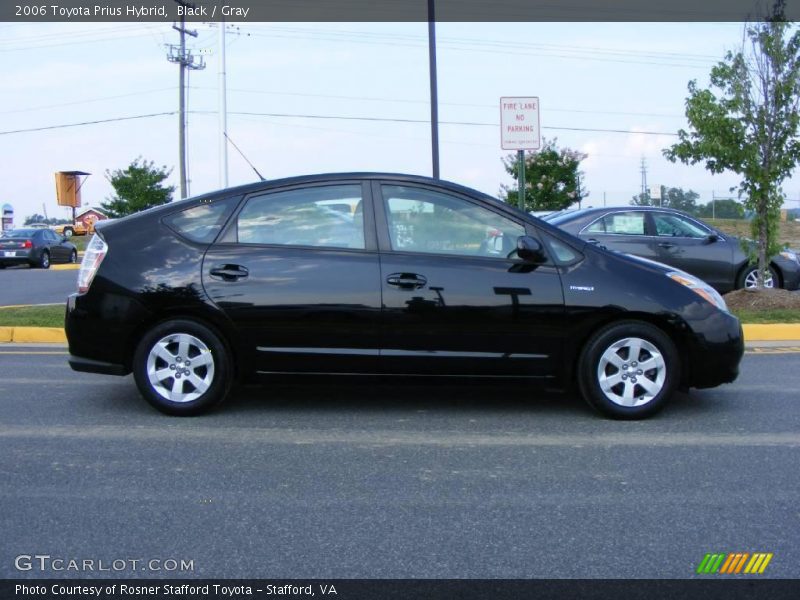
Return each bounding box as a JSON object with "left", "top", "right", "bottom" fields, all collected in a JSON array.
[{"left": 500, "top": 97, "right": 541, "bottom": 210}]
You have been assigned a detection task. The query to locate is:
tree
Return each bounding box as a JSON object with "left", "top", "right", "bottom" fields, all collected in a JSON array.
[
  {"left": 501, "top": 138, "right": 588, "bottom": 211},
  {"left": 101, "top": 158, "right": 174, "bottom": 218},
  {"left": 23, "top": 213, "right": 70, "bottom": 225},
  {"left": 631, "top": 192, "right": 653, "bottom": 206},
  {"left": 630, "top": 187, "right": 699, "bottom": 213},
  {"left": 695, "top": 198, "right": 745, "bottom": 219},
  {"left": 664, "top": 1, "right": 800, "bottom": 287}
]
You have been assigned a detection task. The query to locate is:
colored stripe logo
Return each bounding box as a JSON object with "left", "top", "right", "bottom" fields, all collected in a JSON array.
[{"left": 697, "top": 552, "right": 773, "bottom": 574}]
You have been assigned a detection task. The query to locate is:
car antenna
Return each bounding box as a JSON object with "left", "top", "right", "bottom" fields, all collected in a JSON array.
[{"left": 224, "top": 132, "right": 265, "bottom": 182}]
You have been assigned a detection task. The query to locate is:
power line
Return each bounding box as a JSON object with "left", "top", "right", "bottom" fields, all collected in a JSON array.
[
  {"left": 212, "top": 110, "right": 680, "bottom": 136},
  {"left": 0, "top": 110, "right": 679, "bottom": 137},
  {"left": 0, "top": 112, "right": 175, "bottom": 136}
]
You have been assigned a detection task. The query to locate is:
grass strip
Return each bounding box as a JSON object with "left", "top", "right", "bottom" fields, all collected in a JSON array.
[
  {"left": 0, "top": 304, "right": 65, "bottom": 327},
  {"left": 731, "top": 308, "right": 800, "bottom": 324}
]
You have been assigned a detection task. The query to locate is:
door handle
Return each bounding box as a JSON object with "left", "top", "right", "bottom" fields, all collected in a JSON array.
[
  {"left": 210, "top": 264, "right": 249, "bottom": 281},
  {"left": 386, "top": 273, "right": 427, "bottom": 290},
  {"left": 658, "top": 242, "right": 675, "bottom": 249}
]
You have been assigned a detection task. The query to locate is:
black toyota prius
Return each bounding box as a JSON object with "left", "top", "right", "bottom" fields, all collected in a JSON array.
[{"left": 65, "top": 173, "right": 744, "bottom": 419}]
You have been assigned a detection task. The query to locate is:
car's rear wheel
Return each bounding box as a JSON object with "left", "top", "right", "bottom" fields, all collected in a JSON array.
[
  {"left": 577, "top": 321, "right": 679, "bottom": 419},
  {"left": 133, "top": 320, "right": 232, "bottom": 416},
  {"left": 37, "top": 251, "right": 50, "bottom": 269},
  {"left": 737, "top": 265, "right": 778, "bottom": 289}
]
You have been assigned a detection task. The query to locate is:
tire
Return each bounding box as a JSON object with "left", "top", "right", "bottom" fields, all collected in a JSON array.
[
  {"left": 577, "top": 321, "right": 679, "bottom": 419},
  {"left": 737, "top": 265, "right": 778, "bottom": 289},
  {"left": 132, "top": 319, "right": 232, "bottom": 416},
  {"left": 69, "top": 249, "right": 78, "bottom": 264},
  {"left": 37, "top": 251, "right": 50, "bottom": 269},
  {"left": 63, "top": 227, "right": 74, "bottom": 237}
]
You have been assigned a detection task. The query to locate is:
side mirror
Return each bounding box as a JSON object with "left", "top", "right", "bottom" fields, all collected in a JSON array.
[
  {"left": 516, "top": 236, "right": 548, "bottom": 264},
  {"left": 62, "top": 236, "right": 68, "bottom": 242},
  {"left": 703, "top": 233, "right": 719, "bottom": 245}
]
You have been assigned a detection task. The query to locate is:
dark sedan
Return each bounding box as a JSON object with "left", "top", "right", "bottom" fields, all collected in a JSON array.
[
  {"left": 65, "top": 173, "right": 743, "bottom": 419},
  {"left": 0, "top": 228, "right": 78, "bottom": 269},
  {"left": 544, "top": 206, "right": 800, "bottom": 293}
]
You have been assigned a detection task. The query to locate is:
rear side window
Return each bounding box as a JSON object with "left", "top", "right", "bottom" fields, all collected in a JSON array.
[
  {"left": 165, "top": 197, "right": 238, "bottom": 243},
  {"left": 236, "top": 185, "right": 365, "bottom": 249},
  {"left": 585, "top": 212, "right": 646, "bottom": 235}
]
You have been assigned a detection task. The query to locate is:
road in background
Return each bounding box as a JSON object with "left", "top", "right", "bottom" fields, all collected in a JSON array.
[
  {"left": 0, "top": 348, "right": 798, "bottom": 578},
  {"left": 0, "top": 267, "right": 76, "bottom": 306}
]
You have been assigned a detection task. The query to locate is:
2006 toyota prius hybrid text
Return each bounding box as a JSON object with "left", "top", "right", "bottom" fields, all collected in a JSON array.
[{"left": 65, "top": 173, "right": 744, "bottom": 419}]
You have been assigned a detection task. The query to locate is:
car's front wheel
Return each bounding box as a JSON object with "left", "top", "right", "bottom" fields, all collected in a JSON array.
[
  {"left": 577, "top": 321, "right": 679, "bottom": 419},
  {"left": 133, "top": 320, "right": 232, "bottom": 416},
  {"left": 69, "top": 249, "right": 78, "bottom": 264}
]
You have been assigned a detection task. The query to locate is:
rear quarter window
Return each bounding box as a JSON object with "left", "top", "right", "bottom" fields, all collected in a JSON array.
[{"left": 164, "top": 197, "right": 239, "bottom": 244}]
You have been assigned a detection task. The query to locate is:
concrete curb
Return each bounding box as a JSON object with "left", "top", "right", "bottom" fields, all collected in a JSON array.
[
  {"left": 1, "top": 324, "right": 800, "bottom": 345},
  {"left": 0, "top": 327, "right": 67, "bottom": 343}
]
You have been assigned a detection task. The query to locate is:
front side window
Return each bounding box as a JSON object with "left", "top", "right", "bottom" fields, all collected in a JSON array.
[
  {"left": 585, "top": 212, "right": 646, "bottom": 235},
  {"left": 237, "top": 185, "right": 364, "bottom": 249},
  {"left": 382, "top": 185, "right": 525, "bottom": 258},
  {"left": 652, "top": 213, "right": 709, "bottom": 238}
]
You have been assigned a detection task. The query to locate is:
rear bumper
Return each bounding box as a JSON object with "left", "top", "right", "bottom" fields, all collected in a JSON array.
[{"left": 69, "top": 355, "right": 128, "bottom": 376}]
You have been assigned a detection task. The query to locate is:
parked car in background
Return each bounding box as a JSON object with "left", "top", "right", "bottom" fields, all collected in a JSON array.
[
  {"left": 0, "top": 227, "right": 78, "bottom": 269},
  {"left": 543, "top": 206, "right": 800, "bottom": 293},
  {"left": 66, "top": 173, "right": 743, "bottom": 420}
]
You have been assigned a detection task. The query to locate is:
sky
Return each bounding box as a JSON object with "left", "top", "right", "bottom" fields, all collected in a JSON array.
[{"left": 3, "top": 20, "right": 800, "bottom": 223}]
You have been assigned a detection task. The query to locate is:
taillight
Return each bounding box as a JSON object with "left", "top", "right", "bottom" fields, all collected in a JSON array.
[
  {"left": 77, "top": 234, "right": 108, "bottom": 293},
  {"left": 22, "top": 240, "right": 32, "bottom": 248}
]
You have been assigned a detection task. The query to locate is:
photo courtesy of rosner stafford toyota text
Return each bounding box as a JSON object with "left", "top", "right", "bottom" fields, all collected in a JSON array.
[{"left": 1, "top": 0, "right": 800, "bottom": 599}]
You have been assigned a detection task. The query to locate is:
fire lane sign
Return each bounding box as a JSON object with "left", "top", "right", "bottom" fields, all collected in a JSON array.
[{"left": 500, "top": 97, "right": 541, "bottom": 151}]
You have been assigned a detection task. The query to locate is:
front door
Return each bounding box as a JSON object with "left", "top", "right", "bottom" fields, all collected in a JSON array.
[{"left": 375, "top": 182, "right": 565, "bottom": 377}]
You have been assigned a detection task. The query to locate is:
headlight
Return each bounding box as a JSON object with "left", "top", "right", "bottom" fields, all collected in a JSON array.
[
  {"left": 779, "top": 249, "right": 798, "bottom": 264},
  {"left": 666, "top": 271, "right": 728, "bottom": 312}
]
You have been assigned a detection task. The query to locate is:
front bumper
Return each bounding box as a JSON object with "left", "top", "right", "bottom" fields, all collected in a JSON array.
[
  {"left": 776, "top": 257, "right": 800, "bottom": 291},
  {"left": 688, "top": 311, "right": 744, "bottom": 389}
]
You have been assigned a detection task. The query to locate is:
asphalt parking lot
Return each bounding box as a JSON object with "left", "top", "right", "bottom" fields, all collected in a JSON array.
[{"left": 1, "top": 345, "right": 798, "bottom": 579}]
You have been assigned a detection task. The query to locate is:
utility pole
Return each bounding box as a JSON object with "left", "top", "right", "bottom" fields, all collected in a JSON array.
[
  {"left": 167, "top": 0, "right": 205, "bottom": 199},
  {"left": 640, "top": 157, "right": 648, "bottom": 201},
  {"left": 218, "top": 17, "right": 228, "bottom": 189},
  {"left": 427, "top": 0, "right": 440, "bottom": 179}
]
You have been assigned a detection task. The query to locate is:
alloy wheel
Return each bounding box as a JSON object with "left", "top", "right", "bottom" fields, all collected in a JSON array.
[
  {"left": 597, "top": 337, "right": 666, "bottom": 407},
  {"left": 146, "top": 333, "right": 215, "bottom": 403}
]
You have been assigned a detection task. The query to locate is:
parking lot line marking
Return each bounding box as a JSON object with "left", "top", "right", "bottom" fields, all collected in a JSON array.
[
  {"left": 0, "top": 351, "right": 68, "bottom": 355},
  {"left": 745, "top": 347, "right": 800, "bottom": 354}
]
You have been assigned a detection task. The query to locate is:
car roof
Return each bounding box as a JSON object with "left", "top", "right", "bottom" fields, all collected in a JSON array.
[
  {"left": 546, "top": 205, "right": 694, "bottom": 223},
  {"left": 108, "top": 172, "right": 533, "bottom": 226}
]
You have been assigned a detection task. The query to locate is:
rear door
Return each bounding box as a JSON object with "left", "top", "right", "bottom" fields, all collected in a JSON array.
[
  {"left": 202, "top": 181, "right": 382, "bottom": 374},
  {"left": 374, "top": 181, "right": 565, "bottom": 377},
  {"left": 578, "top": 210, "right": 660, "bottom": 262}
]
